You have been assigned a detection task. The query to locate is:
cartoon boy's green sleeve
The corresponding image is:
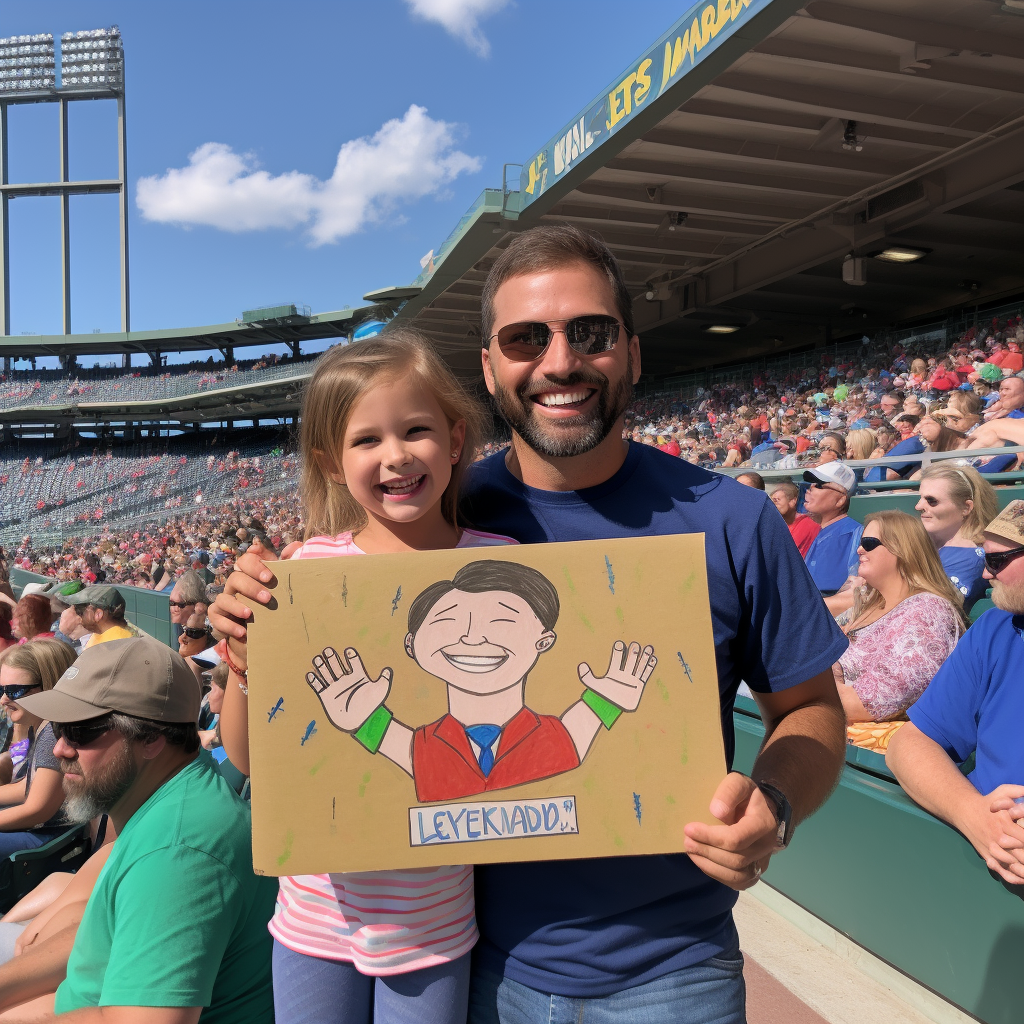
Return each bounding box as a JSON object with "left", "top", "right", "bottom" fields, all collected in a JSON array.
[
  {"left": 581, "top": 689, "right": 623, "bottom": 729},
  {"left": 353, "top": 706, "right": 394, "bottom": 753}
]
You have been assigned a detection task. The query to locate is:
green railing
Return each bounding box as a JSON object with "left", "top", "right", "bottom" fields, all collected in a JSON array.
[
  {"left": 9, "top": 568, "right": 174, "bottom": 648},
  {"left": 733, "top": 696, "right": 1022, "bottom": 1024}
]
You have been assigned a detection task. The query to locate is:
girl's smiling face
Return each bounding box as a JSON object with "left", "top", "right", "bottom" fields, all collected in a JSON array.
[{"left": 333, "top": 376, "right": 466, "bottom": 528}]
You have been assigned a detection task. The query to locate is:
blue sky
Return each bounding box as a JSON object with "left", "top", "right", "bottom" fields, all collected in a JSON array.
[{"left": 4, "top": 0, "right": 684, "bottom": 364}]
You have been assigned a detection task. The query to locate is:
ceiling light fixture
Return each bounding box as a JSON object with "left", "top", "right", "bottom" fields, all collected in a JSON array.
[
  {"left": 842, "top": 120, "right": 862, "bottom": 152},
  {"left": 704, "top": 324, "right": 740, "bottom": 334},
  {"left": 873, "top": 246, "right": 929, "bottom": 263}
]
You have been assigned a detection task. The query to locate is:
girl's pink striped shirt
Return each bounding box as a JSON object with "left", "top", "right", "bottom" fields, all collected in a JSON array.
[{"left": 268, "top": 527, "right": 517, "bottom": 974}]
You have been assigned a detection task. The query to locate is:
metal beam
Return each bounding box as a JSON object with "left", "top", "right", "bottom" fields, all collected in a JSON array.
[
  {"left": 118, "top": 96, "right": 130, "bottom": 333},
  {"left": 0, "top": 101, "right": 9, "bottom": 340},
  {"left": 59, "top": 98, "right": 71, "bottom": 336},
  {"left": 0, "top": 180, "right": 121, "bottom": 198}
]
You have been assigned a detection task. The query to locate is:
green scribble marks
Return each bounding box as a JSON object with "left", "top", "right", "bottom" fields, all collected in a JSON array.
[
  {"left": 613, "top": 832, "right": 625, "bottom": 848},
  {"left": 615, "top": 606, "right": 624, "bottom": 625},
  {"left": 376, "top": 631, "right": 391, "bottom": 648},
  {"left": 357, "top": 625, "right": 370, "bottom": 639},
  {"left": 308, "top": 756, "right": 328, "bottom": 776},
  {"left": 358, "top": 771, "right": 372, "bottom": 797},
  {"left": 277, "top": 829, "right": 295, "bottom": 867},
  {"left": 561, "top": 567, "right": 576, "bottom": 593},
  {"left": 680, "top": 726, "right": 689, "bottom": 766},
  {"left": 578, "top": 611, "right": 595, "bottom": 633},
  {"left": 583, "top": 775, "right": 597, "bottom": 794},
  {"left": 656, "top": 678, "right": 669, "bottom": 702},
  {"left": 680, "top": 569, "right": 697, "bottom": 592},
  {"left": 665, "top": 794, "right": 676, "bottom": 805}
]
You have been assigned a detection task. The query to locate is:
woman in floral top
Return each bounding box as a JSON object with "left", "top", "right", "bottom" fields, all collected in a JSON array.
[{"left": 833, "top": 511, "right": 967, "bottom": 750}]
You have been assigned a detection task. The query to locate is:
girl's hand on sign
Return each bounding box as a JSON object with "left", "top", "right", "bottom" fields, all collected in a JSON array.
[
  {"left": 307, "top": 647, "right": 393, "bottom": 732},
  {"left": 209, "top": 538, "right": 301, "bottom": 640}
]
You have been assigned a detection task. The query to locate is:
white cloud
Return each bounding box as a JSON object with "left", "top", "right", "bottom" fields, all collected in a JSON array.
[
  {"left": 135, "top": 105, "right": 482, "bottom": 246},
  {"left": 404, "top": 0, "right": 510, "bottom": 57}
]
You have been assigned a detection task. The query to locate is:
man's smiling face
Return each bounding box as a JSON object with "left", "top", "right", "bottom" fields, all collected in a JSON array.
[
  {"left": 407, "top": 589, "right": 556, "bottom": 695},
  {"left": 482, "top": 264, "right": 640, "bottom": 458}
]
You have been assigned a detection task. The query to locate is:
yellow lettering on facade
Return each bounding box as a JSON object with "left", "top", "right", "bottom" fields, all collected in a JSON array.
[
  {"left": 661, "top": 40, "right": 673, "bottom": 93},
  {"left": 719, "top": 0, "right": 734, "bottom": 28},
  {"left": 687, "top": 18, "right": 703, "bottom": 61},
  {"left": 670, "top": 34, "right": 687, "bottom": 77},
  {"left": 702, "top": 4, "right": 719, "bottom": 41},
  {"left": 606, "top": 71, "right": 637, "bottom": 130},
  {"left": 634, "top": 58, "right": 652, "bottom": 106}
]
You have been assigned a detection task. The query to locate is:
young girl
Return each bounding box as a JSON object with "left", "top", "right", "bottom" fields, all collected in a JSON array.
[{"left": 210, "top": 329, "right": 515, "bottom": 1024}]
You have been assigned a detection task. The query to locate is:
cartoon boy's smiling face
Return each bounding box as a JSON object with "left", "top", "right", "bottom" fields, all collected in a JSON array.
[{"left": 406, "top": 589, "right": 556, "bottom": 696}]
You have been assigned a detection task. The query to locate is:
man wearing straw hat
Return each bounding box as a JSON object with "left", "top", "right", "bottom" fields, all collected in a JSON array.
[{"left": 888, "top": 499, "right": 1024, "bottom": 887}]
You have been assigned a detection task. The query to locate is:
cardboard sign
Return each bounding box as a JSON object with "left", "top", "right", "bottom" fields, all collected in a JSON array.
[{"left": 247, "top": 534, "right": 725, "bottom": 875}]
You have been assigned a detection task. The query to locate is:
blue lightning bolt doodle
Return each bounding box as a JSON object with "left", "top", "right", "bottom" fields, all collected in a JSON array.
[
  {"left": 267, "top": 698, "right": 284, "bottom": 722},
  {"left": 677, "top": 651, "right": 693, "bottom": 683},
  {"left": 391, "top": 585, "right": 403, "bottom": 616},
  {"left": 633, "top": 793, "right": 642, "bottom": 826},
  {"left": 301, "top": 720, "right": 317, "bottom": 746},
  {"left": 604, "top": 556, "right": 615, "bottom": 594}
]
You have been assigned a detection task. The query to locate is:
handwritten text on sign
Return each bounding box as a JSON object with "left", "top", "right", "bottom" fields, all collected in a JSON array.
[{"left": 409, "top": 796, "right": 579, "bottom": 847}]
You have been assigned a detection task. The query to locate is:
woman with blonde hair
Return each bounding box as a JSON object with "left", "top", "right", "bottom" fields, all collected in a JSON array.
[
  {"left": 846, "top": 428, "right": 877, "bottom": 462},
  {"left": 833, "top": 510, "right": 966, "bottom": 752},
  {"left": 915, "top": 463, "right": 997, "bottom": 612},
  {"left": 0, "top": 639, "right": 76, "bottom": 855}
]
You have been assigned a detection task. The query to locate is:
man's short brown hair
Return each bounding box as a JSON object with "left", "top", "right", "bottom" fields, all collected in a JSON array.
[{"left": 480, "top": 224, "right": 634, "bottom": 344}]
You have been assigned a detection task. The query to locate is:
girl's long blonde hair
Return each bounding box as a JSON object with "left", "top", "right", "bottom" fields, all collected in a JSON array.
[
  {"left": 918, "top": 463, "right": 998, "bottom": 545},
  {"left": 0, "top": 638, "right": 77, "bottom": 691},
  {"left": 846, "top": 428, "right": 877, "bottom": 461},
  {"left": 851, "top": 510, "right": 969, "bottom": 632},
  {"left": 299, "top": 328, "right": 487, "bottom": 540}
]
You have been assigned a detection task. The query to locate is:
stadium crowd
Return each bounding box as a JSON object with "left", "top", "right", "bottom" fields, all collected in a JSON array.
[{"left": 0, "top": 226, "right": 1020, "bottom": 1022}]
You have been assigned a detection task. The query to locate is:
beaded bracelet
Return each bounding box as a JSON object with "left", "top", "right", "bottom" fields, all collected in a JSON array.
[{"left": 215, "top": 638, "right": 249, "bottom": 694}]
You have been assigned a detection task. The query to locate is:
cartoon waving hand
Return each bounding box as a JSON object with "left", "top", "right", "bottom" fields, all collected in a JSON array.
[
  {"left": 579, "top": 641, "right": 657, "bottom": 712},
  {"left": 306, "top": 647, "right": 393, "bottom": 733}
]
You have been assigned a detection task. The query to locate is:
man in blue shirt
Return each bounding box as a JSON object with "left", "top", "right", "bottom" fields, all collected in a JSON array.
[
  {"left": 888, "top": 499, "right": 1024, "bottom": 889},
  {"left": 460, "top": 224, "right": 848, "bottom": 1023},
  {"left": 801, "top": 464, "right": 862, "bottom": 595}
]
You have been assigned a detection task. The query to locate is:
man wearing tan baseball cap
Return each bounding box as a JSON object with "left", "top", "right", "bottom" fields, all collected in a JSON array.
[
  {"left": 13, "top": 637, "right": 276, "bottom": 1022},
  {"left": 888, "top": 500, "right": 1024, "bottom": 890}
]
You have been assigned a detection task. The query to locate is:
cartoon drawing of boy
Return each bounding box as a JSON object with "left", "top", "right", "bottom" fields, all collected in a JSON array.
[{"left": 305, "top": 560, "right": 657, "bottom": 803}]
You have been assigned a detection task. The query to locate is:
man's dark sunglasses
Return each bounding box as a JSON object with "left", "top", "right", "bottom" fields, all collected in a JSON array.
[
  {"left": 490, "top": 315, "right": 623, "bottom": 361},
  {"left": 168, "top": 600, "right": 194, "bottom": 609},
  {"left": 984, "top": 545, "right": 1024, "bottom": 576},
  {"left": 51, "top": 715, "right": 115, "bottom": 748},
  {"left": 860, "top": 536, "right": 885, "bottom": 552},
  {"left": 0, "top": 683, "right": 42, "bottom": 702}
]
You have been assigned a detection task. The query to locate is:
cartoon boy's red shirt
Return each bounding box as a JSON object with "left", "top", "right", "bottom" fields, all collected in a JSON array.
[{"left": 412, "top": 707, "right": 580, "bottom": 803}]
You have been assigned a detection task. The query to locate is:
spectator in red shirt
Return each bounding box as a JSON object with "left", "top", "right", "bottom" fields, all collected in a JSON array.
[{"left": 769, "top": 481, "right": 820, "bottom": 557}]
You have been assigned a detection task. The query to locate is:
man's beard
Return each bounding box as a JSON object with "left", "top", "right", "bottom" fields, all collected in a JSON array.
[
  {"left": 491, "top": 353, "right": 634, "bottom": 458},
  {"left": 992, "top": 578, "right": 1024, "bottom": 615},
  {"left": 61, "top": 739, "right": 139, "bottom": 823}
]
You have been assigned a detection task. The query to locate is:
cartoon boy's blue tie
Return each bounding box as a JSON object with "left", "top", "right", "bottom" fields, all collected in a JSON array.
[{"left": 465, "top": 724, "right": 501, "bottom": 776}]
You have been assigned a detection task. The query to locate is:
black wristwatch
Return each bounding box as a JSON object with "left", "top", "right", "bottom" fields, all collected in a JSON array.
[
  {"left": 757, "top": 782, "right": 794, "bottom": 849},
  {"left": 184, "top": 626, "right": 211, "bottom": 640}
]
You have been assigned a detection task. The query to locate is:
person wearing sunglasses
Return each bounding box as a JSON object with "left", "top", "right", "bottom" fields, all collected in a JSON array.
[
  {"left": 13, "top": 635, "right": 277, "bottom": 1022},
  {"left": 62, "top": 586, "right": 134, "bottom": 651},
  {"left": 0, "top": 640, "right": 77, "bottom": 858},
  {"left": 888, "top": 499, "right": 1024, "bottom": 889},
  {"left": 168, "top": 569, "right": 208, "bottom": 640},
  {"left": 802, "top": 463, "right": 863, "bottom": 596},
  {"left": 831, "top": 511, "right": 966, "bottom": 753}
]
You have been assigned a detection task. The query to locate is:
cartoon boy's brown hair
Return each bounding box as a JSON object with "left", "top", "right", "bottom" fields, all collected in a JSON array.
[{"left": 407, "top": 560, "right": 560, "bottom": 634}]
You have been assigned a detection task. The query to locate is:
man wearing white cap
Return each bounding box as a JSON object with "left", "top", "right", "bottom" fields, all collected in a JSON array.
[
  {"left": 801, "top": 463, "right": 863, "bottom": 595},
  {"left": 9, "top": 636, "right": 276, "bottom": 1021},
  {"left": 888, "top": 500, "right": 1024, "bottom": 888}
]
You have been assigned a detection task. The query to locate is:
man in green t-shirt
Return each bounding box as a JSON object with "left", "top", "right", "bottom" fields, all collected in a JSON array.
[{"left": 17, "top": 636, "right": 276, "bottom": 1023}]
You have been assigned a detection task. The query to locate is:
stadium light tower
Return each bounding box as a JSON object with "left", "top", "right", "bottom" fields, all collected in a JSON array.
[{"left": 0, "top": 26, "right": 129, "bottom": 339}]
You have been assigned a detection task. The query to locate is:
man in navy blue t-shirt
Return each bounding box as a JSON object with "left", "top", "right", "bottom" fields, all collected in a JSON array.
[
  {"left": 461, "top": 224, "right": 848, "bottom": 1022},
  {"left": 888, "top": 499, "right": 1024, "bottom": 889}
]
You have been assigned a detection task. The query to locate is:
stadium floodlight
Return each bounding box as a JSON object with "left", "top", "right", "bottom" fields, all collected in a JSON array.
[
  {"left": 0, "top": 25, "right": 130, "bottom": 348},
  {"left": 60, "top": 27, "right": 123, "bottom": 94},
  {"left": 0, "top": 33, "right": 56, "bottom": 95}
]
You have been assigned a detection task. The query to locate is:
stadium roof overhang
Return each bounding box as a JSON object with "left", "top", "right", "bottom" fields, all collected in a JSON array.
[
  {"left": 0, "top": 372, "right": 314, "bottom": 426},
  {"left": 390, "top": 0, "right": 1024, "bottom": 378},
  {"left": 0, "top": 305, "right": 379, "bottom": 359}
]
